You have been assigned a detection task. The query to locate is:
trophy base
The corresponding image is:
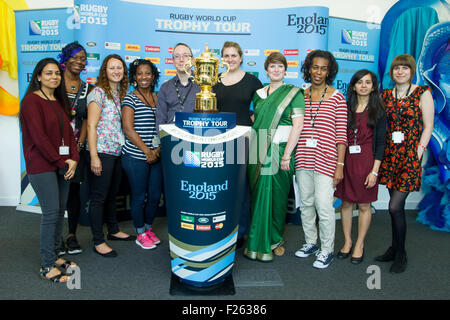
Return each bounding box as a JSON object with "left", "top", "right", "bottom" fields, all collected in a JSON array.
[{"left": 195, "top": 95, "right": 218, "bottom": 113}]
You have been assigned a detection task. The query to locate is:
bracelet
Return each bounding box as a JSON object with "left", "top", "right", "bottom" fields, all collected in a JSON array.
[
  {"left": 371, "top": 171, "right": 378, "bottom": 177},
  {"left": 281, "top": 156, "right": 291, "bottom": 161},
  {"left": 77, "top": 141, "right": 85, "bottom": 149},
  {"left": 337, "top": 162, "right": 344, "bottom": 166},
  {"left": 419, "top": 143, "right": 427, "bottom": 150}
]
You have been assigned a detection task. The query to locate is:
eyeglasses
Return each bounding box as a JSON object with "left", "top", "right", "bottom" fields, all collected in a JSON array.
[{"left": 173, "top": 54, "right": 192, "bottom": 60}]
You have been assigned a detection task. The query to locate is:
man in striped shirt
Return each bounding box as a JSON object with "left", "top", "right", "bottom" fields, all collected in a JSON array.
[{"left": 294, "top": 50, "right": 347, "bottom": 269}]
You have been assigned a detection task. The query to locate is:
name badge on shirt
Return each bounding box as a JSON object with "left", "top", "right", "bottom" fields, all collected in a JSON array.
[
  {"left": 306, "top": 138, "right": 318, "bottom": 148},
  {"left": 59, "top": 146, "right": 69, "bottom": 156},
  {"left": 392, "top": 131, "right": 404, "bottom": 144},
  {"left": 349, "top": 145, "right": 361, "bottom": 154}
]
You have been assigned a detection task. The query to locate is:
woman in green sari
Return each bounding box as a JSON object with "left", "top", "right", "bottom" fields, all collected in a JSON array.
[{"left": 244, "top": 52, "right": 305, "bottom": 262}]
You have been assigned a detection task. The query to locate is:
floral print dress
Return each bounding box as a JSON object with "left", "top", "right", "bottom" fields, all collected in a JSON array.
[{"left": 379, "top": 86, "right": 429, "bottom": 192}]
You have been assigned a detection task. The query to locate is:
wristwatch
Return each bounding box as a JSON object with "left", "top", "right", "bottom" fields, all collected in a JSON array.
[{"left": 77, "top": 141, "right": 85, "bottom": 149}]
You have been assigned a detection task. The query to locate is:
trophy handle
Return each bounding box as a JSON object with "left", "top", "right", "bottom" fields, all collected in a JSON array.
[
  {"left": 183, "top": 58, "right": 195, "bottom": 80},
  {"left": 219, "top": 60, "right": 230, "bottom": 82}
]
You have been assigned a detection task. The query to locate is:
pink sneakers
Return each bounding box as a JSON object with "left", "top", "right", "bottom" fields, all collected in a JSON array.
[
  {"left": 146, "top": 228, "right": 161, "bottom": 245},
  {"left": 135, "top": 232, "right": 156, "bottom": 249}
]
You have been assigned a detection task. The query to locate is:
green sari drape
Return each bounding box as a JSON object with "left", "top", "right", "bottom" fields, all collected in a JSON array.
[{"left": 245, "top": 84, "right": 304, "bottom": 261}]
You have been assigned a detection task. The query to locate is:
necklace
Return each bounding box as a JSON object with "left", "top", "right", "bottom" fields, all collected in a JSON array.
[{"left": 136, "top": 88, "right": 155, "bottom": 107}]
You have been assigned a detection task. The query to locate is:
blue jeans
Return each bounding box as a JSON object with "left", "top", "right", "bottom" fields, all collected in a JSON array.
[{"left": 122, "top": 153, "right": 162, "bottom": 233}]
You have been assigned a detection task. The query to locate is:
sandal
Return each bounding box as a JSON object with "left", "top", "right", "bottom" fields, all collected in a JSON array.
[
  {"left": 39, "top": 266, "right": 69, "bottom": 283},
  {"left": 55, "top": 258, "right": 77, "bottom": 271},
  {"left": 272, "top": 240, "right": 286, "bottom": 256},
  {"left": 273, "top": 246, "right": 285, "bottom": 256}
]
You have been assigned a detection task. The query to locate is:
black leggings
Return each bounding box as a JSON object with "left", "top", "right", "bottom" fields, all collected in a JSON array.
[{"left": 388, "top": 189, "right": 410, "bottom": 254}]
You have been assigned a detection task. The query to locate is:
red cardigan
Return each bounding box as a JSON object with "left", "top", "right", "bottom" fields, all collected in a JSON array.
[{"left": 21, "top": 93, "right": 79, "bottom": 174}]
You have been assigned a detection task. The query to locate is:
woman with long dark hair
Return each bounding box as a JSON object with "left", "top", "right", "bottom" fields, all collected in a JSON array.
[
  {"left": 20, "top": 57, "right": 79, "bottom": 282},
  {"left": 122, "top": 59, "right": 162, "bottom": 249},
  {"left": 87, "top": 54, "right": 134, "bottom": 258},
  {"left": 334, "top": 69, "right": 387, "bottom": 264},
  {"left": 58, "top": 42, "right": 93, "bottom": 255},
  {"left": 376, "top": 54, "right": 434, "bottom": 273}
]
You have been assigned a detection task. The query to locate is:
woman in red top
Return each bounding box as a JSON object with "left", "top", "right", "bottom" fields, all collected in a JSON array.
[
  {"left": 334, "top": 70, "right": 387, "bottom": 264},
  {"left": 20, "top": 58, "right": 79, "bottom": 283}
]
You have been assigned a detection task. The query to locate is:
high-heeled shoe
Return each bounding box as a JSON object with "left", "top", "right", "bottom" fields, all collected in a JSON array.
[{"left": 350, "top": 249, "right": 364, "bottom": 264}]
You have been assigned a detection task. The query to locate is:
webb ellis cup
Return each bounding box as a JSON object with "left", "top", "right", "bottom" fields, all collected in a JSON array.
[{"left": 184, "top": 43, "right": 229, "bottom": 113}]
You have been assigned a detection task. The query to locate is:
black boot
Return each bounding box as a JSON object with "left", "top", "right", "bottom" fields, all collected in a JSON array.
[
  {"left": 390, "top": 251, "right": 407, "bottom": 273},
  {"left": 374, "top": 246, "right": 396, "bottom": 262}
]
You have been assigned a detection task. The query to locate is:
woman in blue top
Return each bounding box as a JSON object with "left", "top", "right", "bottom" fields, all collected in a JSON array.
[{"left": 122, "top": 59, "right": 162, "bottom": 249}]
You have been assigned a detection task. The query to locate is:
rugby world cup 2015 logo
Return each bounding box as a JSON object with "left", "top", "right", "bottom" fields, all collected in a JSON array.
[
  {"left": 341, "top": 29, "right": 353, "bottom": 44},
  {"left": 29, "top": 20, "right": 42, "bottom": 35},
  {"left": 184, "top": 151, "right": 201, "bottom": 167}
]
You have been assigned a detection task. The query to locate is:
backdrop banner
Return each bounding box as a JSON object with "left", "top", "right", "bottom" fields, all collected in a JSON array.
[{"left": 14, "top": 2, "right": 381, "bottom": 219}]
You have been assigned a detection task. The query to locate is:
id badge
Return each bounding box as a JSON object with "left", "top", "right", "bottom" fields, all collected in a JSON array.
[
  {"left": 392, "top": 131, "right": 404, "bottom": 144},
  {"left": 349, "top": 145, "right": 361, "bottom": 154},
  {"left": 59, "top": 146, "right": 69, "bottom": 155},
  {"left": 306, "top": 138, "right": 318, "bottom": 148}
]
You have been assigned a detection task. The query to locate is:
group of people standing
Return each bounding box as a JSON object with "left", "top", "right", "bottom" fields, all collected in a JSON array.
[{"left": 19, "top": 39, "right": 433, "bottom": 283}]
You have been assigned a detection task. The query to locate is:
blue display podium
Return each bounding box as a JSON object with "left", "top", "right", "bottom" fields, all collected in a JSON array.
[{"left": 159, "top": 112, "right": 250, "bottom": 293}]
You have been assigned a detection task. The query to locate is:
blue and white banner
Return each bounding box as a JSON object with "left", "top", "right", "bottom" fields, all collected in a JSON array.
[
  {"left": 14, "top": 1, "right": 381, "bottom": 216},
  {"left": 74, "top": 0, "right": 330, "bottom": 87}
]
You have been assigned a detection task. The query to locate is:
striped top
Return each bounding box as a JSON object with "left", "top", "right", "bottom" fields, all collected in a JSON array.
[
  {"left": 295, "top": 89, "right": 348, "bottom": 178},
  {"left": 121, "top": 92, "right": 158, "bottom": 161}
]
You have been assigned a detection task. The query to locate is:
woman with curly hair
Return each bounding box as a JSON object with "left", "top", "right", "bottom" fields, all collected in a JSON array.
[
  {"left": 294, "top": 50, "right": 347, "bottom": 269},
  {"left": 58, "top": 42, "right": 93, "bottom": 255},
  {"left": 121, "top": 59, "right": 162, "bottom": 249},
  {"left": 87, "top": 54, "right": 134, "bottom": 257}
]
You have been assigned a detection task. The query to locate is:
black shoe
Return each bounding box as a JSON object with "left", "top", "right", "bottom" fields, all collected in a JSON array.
[
  {"left": 351, "top": 249, "right": 364, "bottom": 264},
  {"left": 336, "top": 246, "right": 353, "bottom": 259},
  {"left": 107, "top": 233, "right": 136, "bottom": 241},
  {"left": 66, "top": 236, "right": 83, "bottom": 255},
  {"left": 93, "top": 246, "right": 117, "bottom": 258},
  {"left": 374, "top": 246, "right": 396, "bottom": 262},
  {"left": 57, "top": 237, "right": 66, "bottom": 256},
  {"left": 390, "top": 252, "right": 407, "bottom": 273}
]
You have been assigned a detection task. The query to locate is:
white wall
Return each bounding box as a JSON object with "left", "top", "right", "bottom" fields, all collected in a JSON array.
[{"left": 3, "top": 0, "right": 410, "bottom": 208}]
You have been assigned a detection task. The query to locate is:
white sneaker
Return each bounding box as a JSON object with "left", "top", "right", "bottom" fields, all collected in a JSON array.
[
  {"left": 295, "top": 243, "right": 319, "bottom": 258},
  {"left": 313, "top": 251, "right": 334, "bottom": 269}
]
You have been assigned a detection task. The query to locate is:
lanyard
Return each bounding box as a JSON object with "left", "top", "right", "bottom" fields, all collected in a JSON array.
[
  {"left": 308, "top": 85, "right": 328, "bottom": 133},
  {"left": 40, "top": 89, "right": 65, "bottom": 146},
  {"left": 353, "top": 105, "right": 368, "bottom": 145},
  {"left": 136, "top": 88, "right": 155, "bottom": 108},
  {"left": 174, "top": 78, "right": 193, "bottom": 110},
  {"left": 393, "top": 84, "right": 411, "bottom": 130}
]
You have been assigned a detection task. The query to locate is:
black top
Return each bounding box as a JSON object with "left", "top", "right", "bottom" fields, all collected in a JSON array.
[
  {"left": 213, "top": 72, "right": 263, "bottom": 126},
  {"left": 372, "top": 110, "right": 387, "bottom": 161},
  {"left": 66, "top": 81, "right": 94, "bottom": 135}
]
